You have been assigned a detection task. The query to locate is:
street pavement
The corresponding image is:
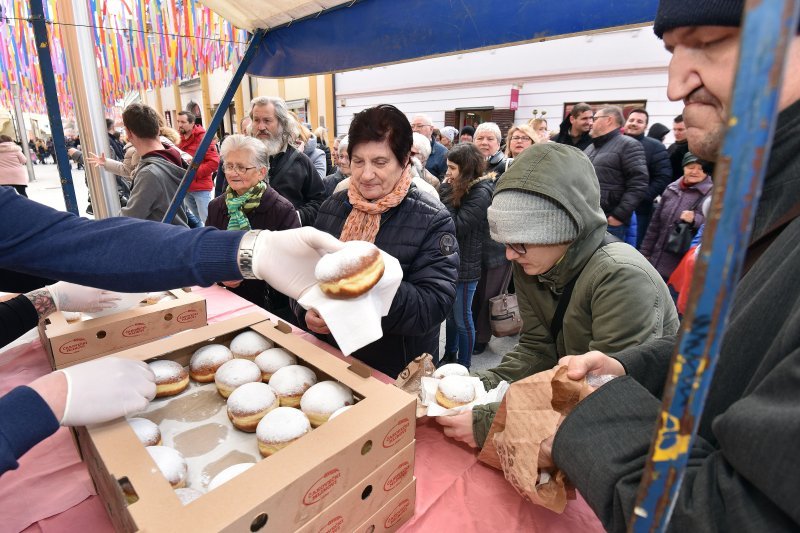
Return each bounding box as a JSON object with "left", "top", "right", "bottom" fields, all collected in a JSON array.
[{"left": 23, "top": 162, "right": 514, "bottom": 372}]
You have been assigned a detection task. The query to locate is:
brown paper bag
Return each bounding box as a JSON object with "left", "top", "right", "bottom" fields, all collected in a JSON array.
[
  {"left": 477, "top": 365, "right": 591, "bottom": 513},
  {"left": 394, "top": 353, "right": 436, "bottom": 417}
]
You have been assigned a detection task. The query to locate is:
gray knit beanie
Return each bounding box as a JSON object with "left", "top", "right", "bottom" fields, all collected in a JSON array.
[
  {"left": 488, "top": 191, "right": 578, "bottom": 246},
  {"left": 654, "top": 0, "right": 800, "bottom": 38}
]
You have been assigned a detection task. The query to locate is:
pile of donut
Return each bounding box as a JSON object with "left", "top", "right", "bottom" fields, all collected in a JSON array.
[{"left": 125, "top": 329, "right": 355, "bottom": 498}]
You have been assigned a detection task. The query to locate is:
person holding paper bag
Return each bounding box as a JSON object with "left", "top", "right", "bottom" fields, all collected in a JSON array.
[
  {"left": 296, "top": 104, "right": 459, "bottom": 378},
  {"left": 437, "top": 143, "right": 679, "bottom": 448}
]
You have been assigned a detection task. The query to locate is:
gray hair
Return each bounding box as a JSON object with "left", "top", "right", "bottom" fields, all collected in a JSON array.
[
  {"left": 411, "top": 113, "right": 432, "bottom": 126},
  {"left": 412, "top": 132, "right": 432, "bottom": 161},
  {"left": 338, "top": 135, "right": 349, "bottom": 154},
  {"left": 220, "top": 134, "right": 270, "bottom": 172},
  {"left": 474, "top": 122, "right": 502, "bottom": 143},
  {"left": 248, "top": 96, "right": 297, "bottom": 146},
  {"left": 601, "top": 106, "right": 625, "bottom": 127}
]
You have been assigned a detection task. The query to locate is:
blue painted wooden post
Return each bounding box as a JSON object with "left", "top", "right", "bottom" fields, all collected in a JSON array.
[
  {"left": 28, "top": 0, "right": 79, "bottom": 215},
  {"left": 162, "top": 29, "right": 266, "bottom": 224},
  {"left": 629, "top": 1, "right": 800, "bottom": 531}
]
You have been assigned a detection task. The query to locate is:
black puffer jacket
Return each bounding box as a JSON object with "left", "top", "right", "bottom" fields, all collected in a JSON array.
[
  {"left": 629, "top": 133, "right": 673, "bottom": 202},
  {"left": 440, "top": 176, "right": 494, "bottom": 281},
  {"left": 300, "top": 185, "right": 459, "bottom": 378},
  {"left": 584, "top": 129, "right": 649, "bottom": 224}
]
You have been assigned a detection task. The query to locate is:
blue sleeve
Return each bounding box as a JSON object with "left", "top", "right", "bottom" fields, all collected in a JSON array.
[
  {"left": 691, "top": 224, "right": 705, "bottom": 247},
  {"left": 0, "top": 386, "right": 60, "bottom": 475},
  {"left": 0, "top": 187, "right": 244, "bottom": 291}
]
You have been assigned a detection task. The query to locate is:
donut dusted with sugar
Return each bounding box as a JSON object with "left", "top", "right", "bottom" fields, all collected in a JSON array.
[
  {"left": 433, "top": 363, "right": 470, "bottom": 380},
  {"left": 149, "top": 360, "right": 190, "bottom": 398},
  {"left": 300, "top": 381, "right": 354, "bottom": 427},
  {"left": 214, "top": 359, "right": 262, "bottom": 398},
  {"left": 227, "top": 382, "right": 279, "bottom": 432},
  {"left": 230, "top": 331, "right": 273, "bottom": 360},
  {"left": 189, "top": 344, "right": 233, "bottom": 382},
  {"left": 268, "top": 365, "right": 317, "bottom": 407},
  {"left": 328, "top": 405, "right": 352, "bottom": 422},
  {"left": 315, "top": 241, "right": 385, "bottom": 299},
  {"left": 207, "top": 463, "right": 255, "bottom": 491},
  {"left": 128, "top": 417, "right": 161, "bottom": 447},
  {"left": 256, "top": 407, "right": 311, "bottom": 457},
  {"left": 146, "top": 446, "right": 188, "bottom": 488},
  {"left": 435, "top": 375, "right": 476, "bottom": 409},
  {"left": 254, "top": 348, "right": 297, "bottom": 382},
  {"left": 174, "top": 487, "right": 203, "bottom": 505}
]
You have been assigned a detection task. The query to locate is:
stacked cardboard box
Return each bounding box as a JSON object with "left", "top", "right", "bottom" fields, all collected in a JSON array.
[{"left": 76, "top": 313, "right": 417, "bottom": 532}]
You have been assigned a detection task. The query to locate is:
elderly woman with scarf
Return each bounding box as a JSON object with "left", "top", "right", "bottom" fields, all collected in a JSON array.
[
  {"left": 297, "top": 104, "right": 459, "bottom": 378},
  {"left": 206, "top": 134, "right": 300, "bottom": 323}
]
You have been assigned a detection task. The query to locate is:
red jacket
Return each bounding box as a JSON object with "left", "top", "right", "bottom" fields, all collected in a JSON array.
[{"left": 178, "top": 124, "right": 219, "bottom": 192}]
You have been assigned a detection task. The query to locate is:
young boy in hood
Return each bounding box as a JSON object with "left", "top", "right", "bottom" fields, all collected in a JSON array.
[{"left": 437, "top": 143, "right": 679, "bottom": 448}]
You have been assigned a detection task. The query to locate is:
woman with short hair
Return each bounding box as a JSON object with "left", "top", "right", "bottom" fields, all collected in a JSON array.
[{"left": 504, "top": 124, "right": 538, "bottom": 158}]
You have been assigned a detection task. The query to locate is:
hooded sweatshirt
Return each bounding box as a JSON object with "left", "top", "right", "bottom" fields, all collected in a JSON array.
[
  {"left": 120, "top": 150, "right": 188, "bottom": 226},
  {"left": 471, "top": 143, "right": 679, "bottom": 447}
]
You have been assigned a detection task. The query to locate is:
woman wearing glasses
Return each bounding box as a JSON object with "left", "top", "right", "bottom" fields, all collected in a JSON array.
[
  {"left": 206, "top": 134, "right": 300, "bottom": 322},
  {"left": 436, "top": 143, "right": 678, "bottom": 448},
  {"left": 504, "top": 124, "right": 538, "bottom": 158}
]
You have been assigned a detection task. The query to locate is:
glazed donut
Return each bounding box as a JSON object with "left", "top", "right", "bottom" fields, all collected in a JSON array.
[
  {"left": 300, "top": 381, "right": 354, "bottom": 427},
  {"left": 174, "top": 487, "right": 203, "bottom": 505},
  {"left": 189, "top": 344, "right": 233, "bottom": 383},
  {"left": 207, "top": 463, "right": 255, "bottom": 491},
  {"left": 146, "top": 446, "right": 187, "bottom": 488},
  {"left": 128, "top": 417, "right": 161, "bottom": 447},
  {"left": 256, "top": 407, "right": 311, "bottom": 457},
  {"left": 315, "top": 241, "right": 385, "bottom": 299},
  {"left": 254, "top": 348, "right": 297, "bottom": 382},
  {"left": 268, "top": 365, "right": 318, "bottom": 407},
  {"left": 226, "top": 382, "right": 279, "bottom": 432},
  {"left": 149, "top": 360, "right": 190, "bottom": 398},
  {"left": 230, "top": 331, "right": 274, "bottom": 361},
  {"left": 214, "top": 359, "right": 262, "bottom": 398},
  {"left": 432, "top": 363, "right": 470, "bottom": 380},
  {"left": 435, "top": 375, "right": 476, "bottom": 409}
]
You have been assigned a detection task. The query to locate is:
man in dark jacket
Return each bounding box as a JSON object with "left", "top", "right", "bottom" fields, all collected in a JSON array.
[
  {"left": 106, "top": 118, "right": 125, "bottom": 161},
  {"left": 667, "top": 114, "right": 690, "bottom": 180},
  {"left": 544, "top": 3, "right": 800, "bottom": 531},
  {"left": 554, "top": 102, "right": 594, "bottom": 151},
  {"left": 584, "top": 105, "right": 649, "bottom": 241},
  {"left": 411, "top": 113, "right": 448, "bottom": 180},
  {"left": 624, "top": 108, "right": 674, "bottom": 247}
]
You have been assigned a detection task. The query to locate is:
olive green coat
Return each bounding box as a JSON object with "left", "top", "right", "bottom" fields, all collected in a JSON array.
[{"left": 472, "top": 144, "right": 679, "bottom": 447}]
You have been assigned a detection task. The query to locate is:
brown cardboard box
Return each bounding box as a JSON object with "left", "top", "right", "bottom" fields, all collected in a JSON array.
[
  {"left": 38, "top": 288, "right": 207, "bottom": 369},
  {"left": 354, "top": 479, "right": 417, "bottom": 533},
  {"left": 296, "top": 442, "right": 415, "bottom": 533},
  {"left": 77, "top": 313, "right": 417, "bottom": 532}
]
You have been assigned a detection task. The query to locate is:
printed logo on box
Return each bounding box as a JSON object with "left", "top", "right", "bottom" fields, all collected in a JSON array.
[
  {"left": 384, "top": 498, "right": 411, "bottom": 529},
  {"left": 382, "top": 417, "right": 410, "bottom": 448},
  {"left": 383, "top": 461, "right": 411, "bottom": 492},
  {"left": 58, "top": 337, "right": 88, "bottom": 354},
  {"left": 317, "top": 515, "right": 344, "bottom": 533},
  {"left": 122, "top": 322, "right": 147, "bottom": 337},
  {"left": 176, "top": 309, "right": 199, "bottom": 323},
  {"left": 303, "top": 468, "right": 341, "bottom": 505}
]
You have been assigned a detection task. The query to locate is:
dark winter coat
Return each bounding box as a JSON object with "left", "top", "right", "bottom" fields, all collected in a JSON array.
[
  {"left": 300, "top": 185, "right": 459, "bottom": 378},
  {"left": 628, "top": 133, "right": 673, "bottom": 203},
  {"left": 439, "top": 176, "right": 494, "bottom": 281},
  {"left": 267, "top": 144, "right": 327, "bottom": 226},
  {"left": 667, "top": 140, "right": 690, "bottom": 181},
  {"left": 425, "top": 139, "right": 448, "bottom": 180},
  {"left": 641, "top": 175, "right": 713, "bottom": 278},
  {"left": 206, "top": 186, "right": 300, "bottom": 310},
  {"left": 555, "top": 115, "right": 593, "bottom": 151},
  {"left": 584, "top": 129, "right": 649, "bottom": 224}
]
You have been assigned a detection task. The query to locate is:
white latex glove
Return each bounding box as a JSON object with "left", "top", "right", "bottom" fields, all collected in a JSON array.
[
  {"left": 252, "top": 227, "right": 346, "bottom": 299},
  {"left": 47, "top": 281, "right": 121, "bottom": 313},
  {"left": 58, "top": 357, "right": 156, "bottom": 426}
]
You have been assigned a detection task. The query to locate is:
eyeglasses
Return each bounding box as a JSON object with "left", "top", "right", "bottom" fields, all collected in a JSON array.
[
  {"left": 411, "top": 123, "right": 431, "bottom": 130},
  {"left": 505, "top": 243, "right": 527, "bottom": 255},
  {"left": 223, "top": 163, "right": 257, "bottom": 174},
  {"left": 510, "top": 136, "right": 532, "bottom": 142}
]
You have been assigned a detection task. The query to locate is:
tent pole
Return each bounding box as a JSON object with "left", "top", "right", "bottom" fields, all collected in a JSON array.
[{"left": 162, "top": 29, "right": 266, "bottom": 224}]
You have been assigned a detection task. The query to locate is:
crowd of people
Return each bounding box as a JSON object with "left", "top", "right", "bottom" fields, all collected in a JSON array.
[{"left": 2, "top": 0, "right": 799, "bottom": 529}]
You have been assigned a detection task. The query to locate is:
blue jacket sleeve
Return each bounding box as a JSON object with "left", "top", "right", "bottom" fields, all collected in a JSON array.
[
  {"left": 0, "top": 386, "right": 60, "bottom": 475},
  {"left": 0, "top": 187, "right": 244, "bottom": 291}
]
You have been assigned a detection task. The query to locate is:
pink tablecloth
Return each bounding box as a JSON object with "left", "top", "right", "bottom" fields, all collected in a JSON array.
[{"left": 0, "top": 285, "right": 602, "bottom": 532}]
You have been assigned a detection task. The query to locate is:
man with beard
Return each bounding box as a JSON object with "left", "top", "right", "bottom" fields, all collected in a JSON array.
[
  {"left": 555, "top": 102, "right": 594, "bottom": 151},
  {"left": 176, "top": 110, "right": 219, "bottom": 225},
  {"left": 242, "top": 96, "right": 325, "bottom": 226},
  {"left": 537, "top": 2, "right": 800, "bottom": 530}
]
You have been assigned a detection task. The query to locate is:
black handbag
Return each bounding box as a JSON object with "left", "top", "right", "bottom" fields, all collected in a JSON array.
[{"left": 664, "top": 195, "right": 706, "bottom": 255}]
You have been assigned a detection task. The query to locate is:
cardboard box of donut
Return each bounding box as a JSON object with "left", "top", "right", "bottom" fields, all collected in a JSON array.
[
  {"left": 38, "top": 288, "right": 207, "bottom": 370},
  {"left": 74, "top": 313, "right": 417, "bottom": 532}
]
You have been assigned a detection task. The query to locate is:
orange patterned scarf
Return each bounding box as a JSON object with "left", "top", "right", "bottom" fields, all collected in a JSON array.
[{"left": 340, "top": 168, "right": 413, "bottom": 243}]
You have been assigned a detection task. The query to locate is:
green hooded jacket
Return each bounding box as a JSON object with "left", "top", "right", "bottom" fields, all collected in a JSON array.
[{"left": 472, "top": 143, "right": 679, "bottom": 447}]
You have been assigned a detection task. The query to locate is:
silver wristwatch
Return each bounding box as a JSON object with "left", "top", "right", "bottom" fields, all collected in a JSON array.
[{"left": 238, "top": 230, "right": 262, "bottom": 279}]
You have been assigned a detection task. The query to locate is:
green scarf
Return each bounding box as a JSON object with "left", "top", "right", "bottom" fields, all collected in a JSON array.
[{"left": 226, "top": 181, "right": 267, "bottom": 230}]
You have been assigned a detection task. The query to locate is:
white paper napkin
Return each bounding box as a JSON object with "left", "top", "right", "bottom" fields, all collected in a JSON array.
[
  {"left": 297, "top": 250, "right": 402, "bottom": 355},
  {"left": 420, "top": 377, "right": 509, "bottom": 416}
]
